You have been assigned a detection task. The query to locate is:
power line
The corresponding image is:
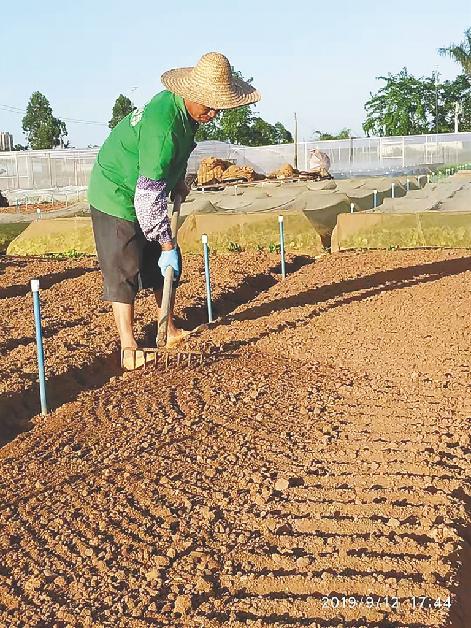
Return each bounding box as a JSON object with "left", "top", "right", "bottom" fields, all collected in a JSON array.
[{"left": 0, "top": 103, "right": 108, "bottom": 126}]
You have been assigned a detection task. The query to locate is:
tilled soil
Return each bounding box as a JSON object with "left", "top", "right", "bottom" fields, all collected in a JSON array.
[
  {"left": 0, "top": 249, "right": 470, "bottom": 627},
  {"left": 0, "top": 202, "right": 69, "bottom": 214}
]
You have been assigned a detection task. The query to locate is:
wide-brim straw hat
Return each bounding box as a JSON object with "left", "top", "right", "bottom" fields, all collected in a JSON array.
[{"left": 161, "top": 52, "right": 261, "bottom": 110}]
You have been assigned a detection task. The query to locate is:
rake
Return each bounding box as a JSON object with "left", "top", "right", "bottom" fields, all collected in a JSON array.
[{"left": 121, "top": 193, "right": 206, "bottom": 370}]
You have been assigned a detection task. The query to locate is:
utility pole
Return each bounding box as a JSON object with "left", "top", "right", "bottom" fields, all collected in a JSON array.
[
  {"left": 434, "top": 70, "right": 440, "bottom": 135},
  {"left": 454, "top": 102, "right": 462, "bottom": 133},
  {"left": 294, "top": 112, "right": 298, "bottom": 169}
]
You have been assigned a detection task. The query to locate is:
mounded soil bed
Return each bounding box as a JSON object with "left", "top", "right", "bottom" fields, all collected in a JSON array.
[{"left": 0, "top": 249, "right": 470, "bottom": 627}]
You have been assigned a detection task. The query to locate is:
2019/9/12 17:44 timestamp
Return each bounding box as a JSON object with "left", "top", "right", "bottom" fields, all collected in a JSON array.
[{"left": 321, "top": 595, "right": 451, "bottom": 610}]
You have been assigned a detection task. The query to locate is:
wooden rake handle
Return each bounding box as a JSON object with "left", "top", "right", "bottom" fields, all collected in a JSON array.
[{"left": 156, "top": 194, "right": 183, "bottom": 348}]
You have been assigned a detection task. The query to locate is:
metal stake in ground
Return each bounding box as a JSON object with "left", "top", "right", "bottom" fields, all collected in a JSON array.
[
  {"left": 373, "top": 189, "right": 378, "bottom": 208},
  {"left": 202, "top": 234, "right": 213, "bottom": 323},
  {"left": 278, "top": 215, "right": 286, "bottom": 279},
  {"left": 31, "top": 280, "right": 48, "bottom": 416}
]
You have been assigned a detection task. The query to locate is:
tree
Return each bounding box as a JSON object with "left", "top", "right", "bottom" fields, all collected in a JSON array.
[
  {"left": 22, "top": 92, "right": 68, "bottom": 149},
  {"left": 439, "top": 28, "right": 471, "bottom": 76},
  {"left": 194, "top": 67, "right": 292, "bottom": 146},
  {"left": 437, "top": 74, "right": 471, "bottom": 132},
  {"left": 109, "top": 94, "right": 134, "bottom": 129},
  {"left": 273, "top": 122, "right": 293, "bottom": 144},
  {"left": 218, "top": 104, "right": 254, "bottom": 144},
  {"left": 363, "top": 69, "right": 471, "bottom": 136},
  {"left": 246, "top": 117, "right": 293, "bottom": 146},
  {"left": 315, "top": 128, "right": 352, "bottom": 140},
  {"left": 195, "top": 108, "right": 292, "bottom": 146},
  {"left": 363, "top": 69, "right": 434, "bottom": 136}
]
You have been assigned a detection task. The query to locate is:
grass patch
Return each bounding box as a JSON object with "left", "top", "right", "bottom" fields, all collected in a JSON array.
[
  {"left": 268, "top": 242, "right": 281, "bottom": 254},
  {"left": 44, "top": 249, "right": 87, "bottom": 260},
  {"left": 0, "top": 223, "right": 28, "bottom": 254},
  {"left": 227, "top": 241, "right": 243, "bottom": 253}
]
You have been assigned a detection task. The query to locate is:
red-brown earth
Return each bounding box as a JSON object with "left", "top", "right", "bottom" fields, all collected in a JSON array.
[{"left": 0, "top": 249, "right": 470, "bottom": 627}]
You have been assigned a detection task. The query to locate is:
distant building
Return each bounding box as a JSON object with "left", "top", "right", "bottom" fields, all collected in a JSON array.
[{"left": 0, "top": 132, "right": 13, "bottom": 151}]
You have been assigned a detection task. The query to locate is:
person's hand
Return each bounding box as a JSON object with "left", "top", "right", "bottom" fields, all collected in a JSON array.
[
  {"left": 158, "top": 247, "right": 180, "bottom": 279},
  {"left": 171, "top": 179, "right": 189, "bottom": 202}
]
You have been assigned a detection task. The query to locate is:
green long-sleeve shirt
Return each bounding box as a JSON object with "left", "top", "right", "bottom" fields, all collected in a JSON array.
[{"left": 88, "top": 91, "right": 197, "bottom": 221}]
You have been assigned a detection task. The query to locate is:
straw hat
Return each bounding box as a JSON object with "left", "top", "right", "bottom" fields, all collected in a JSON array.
[{"left": 161, "top": 52, "right": 261, "bottom": 110}]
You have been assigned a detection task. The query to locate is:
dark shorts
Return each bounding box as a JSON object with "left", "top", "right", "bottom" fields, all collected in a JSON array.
[{"left": 90, "top": 206, "right": 182, "bottom": 303}]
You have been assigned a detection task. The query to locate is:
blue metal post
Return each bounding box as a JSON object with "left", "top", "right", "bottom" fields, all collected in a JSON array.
[
  {"left": 373, "top": 189, "right": 378, "bottom": 208},
  {"left": 201, "top": 234, "right": 213, "bottom": 323},
  {"left": 31, "top": 280, "right": 47, "bottom": 415},
  {"left": 391, "top": 182, "right": 395, "bottom": 199},
  {"left": 278, "top": 215, "right": 286, "bottom": 279}
]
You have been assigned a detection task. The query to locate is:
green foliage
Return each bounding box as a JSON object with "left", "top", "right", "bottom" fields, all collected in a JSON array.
[
  {"left": 439, "top": 28, "right": 471, "bottom": 76},
  {"left": 195, "top": 68, "right": 292, "bottom": 146},
  {"left": 438, "top": 74, "right": 471, "bottom": 132},
  {"left": 227, "top": 241, "right": 243, "bottom": 253},
  {"left": 195, "top": 108, "right": 292, "bottom": 146},
  {"left": 45, "top": 249, "right": 86, "bottom": 260},
  {"left": 0, "top": 223, "right": 28, "bottom": 253},
  {"left": 316, "top": 128, "right": 352, "bottom": 140},
  {"left": 217, "top": 104, "right": 253, "bottom": 144},
  {"left": 109, "top": 94, "right": 134, "bottom": 129},
  {"left": 22, "top": 92, "right": 68, "bottom": 149},
  {"left": 363, "top": 68, "right": 471, "bottom": 136},
  {"left": 268, "top": 242, "right": 281, "bottom": 254},
  {"left": 250, "top": 118, "right": 293, "bottom": 146}
]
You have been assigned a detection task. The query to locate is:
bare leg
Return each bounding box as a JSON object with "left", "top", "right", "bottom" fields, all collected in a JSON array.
[
  {"left": 112, "top": 302, "right": 137, "bottom": 349},
  {"left": 113, "top": 302, "right": 151, "bottom": 369},
  {"left": 154, "top": 289, "right": 189, "bottom": 346}
]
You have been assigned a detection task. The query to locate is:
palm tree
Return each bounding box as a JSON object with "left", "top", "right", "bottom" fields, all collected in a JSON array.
[{"left": 439, "top": 28, "right": 471, "bottom": 76}]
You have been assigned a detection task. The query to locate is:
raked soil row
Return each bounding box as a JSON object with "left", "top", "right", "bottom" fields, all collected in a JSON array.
[{"left": 0, "top": 249, "right": 470, "bottom": 627}]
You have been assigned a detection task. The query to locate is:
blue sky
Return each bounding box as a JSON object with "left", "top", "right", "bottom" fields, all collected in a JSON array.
[{"left": 1, "top": 0, "right": 470, "bottom": 147}]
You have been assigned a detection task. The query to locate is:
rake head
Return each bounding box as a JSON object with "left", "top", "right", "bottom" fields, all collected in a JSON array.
[{"left": 121, "top": 341, "right": 216, "bottom": 371}]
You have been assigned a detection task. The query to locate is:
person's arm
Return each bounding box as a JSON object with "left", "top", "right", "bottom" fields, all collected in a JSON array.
[
  {"left": 134, "top": 177, "right": 173, "bottom": 247},
  {"left": 135, "top": 112, "right": 179, "bottom": 246}
]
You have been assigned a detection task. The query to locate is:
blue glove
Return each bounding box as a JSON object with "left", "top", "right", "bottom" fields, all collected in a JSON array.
[{"left": 158, "top": 247, "right": 180, "bottom": 279}]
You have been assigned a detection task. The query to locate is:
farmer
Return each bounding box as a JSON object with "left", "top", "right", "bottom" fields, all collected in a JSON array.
[{"left": 88, "top": 52, "right": 260, "bottom": 369}]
